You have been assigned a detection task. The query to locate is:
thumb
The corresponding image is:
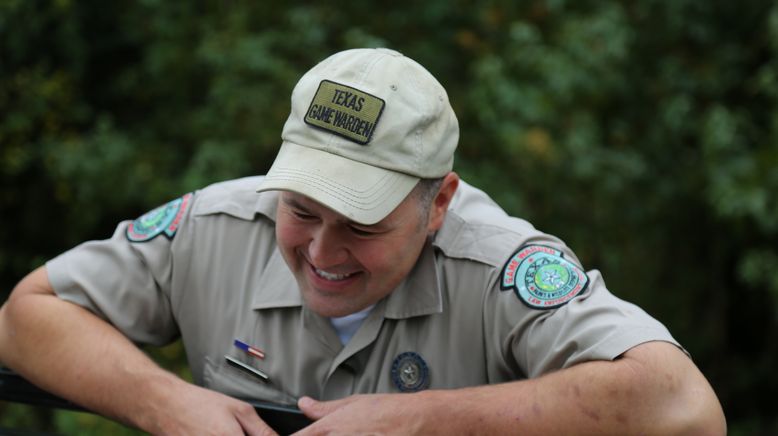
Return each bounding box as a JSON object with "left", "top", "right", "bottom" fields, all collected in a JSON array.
[{"left": 298, "top": 396, "right": 355, "bottom": 420}]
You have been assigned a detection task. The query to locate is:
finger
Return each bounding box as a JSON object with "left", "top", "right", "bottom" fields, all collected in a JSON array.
[
  {"left": 298, "top": 395, "right": 359, "bottom": 420},
  {"left": 235, "top": 403, "right": 278, "bottom": 436},
  {"left": 298, "top": 396, "right": 327, "bottom": 420}
]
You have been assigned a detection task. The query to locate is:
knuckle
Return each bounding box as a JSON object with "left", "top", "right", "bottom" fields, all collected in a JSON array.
[{"left": 235, "top": 401, "right": 256, "bottom": 415}]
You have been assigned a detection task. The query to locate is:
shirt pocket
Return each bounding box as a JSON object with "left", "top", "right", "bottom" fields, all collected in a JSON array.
[{"left": 202, "top": 355, "right": 298, "bottom": 406}]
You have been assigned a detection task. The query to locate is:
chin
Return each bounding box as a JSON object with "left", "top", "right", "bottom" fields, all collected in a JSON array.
[
  {"left": 307, "top": 304, "right": 354, "bottom": 318},
  {"left": 301, "top": 294, "right": 352, "bottom": 318}
]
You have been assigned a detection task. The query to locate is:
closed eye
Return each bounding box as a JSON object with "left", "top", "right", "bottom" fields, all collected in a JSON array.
[
  {"left": 293, "top": 210, "right": 317, "bottom": 221},
  {"left": 348, "top": 224, "right": 381, "bottom": 237}
]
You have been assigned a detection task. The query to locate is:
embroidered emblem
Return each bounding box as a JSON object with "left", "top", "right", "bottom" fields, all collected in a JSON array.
[
  {"left": 500, "top": 244, "right": 589, "bottom": 309},
  {"left": 391, "top": 352, "right": 430, "bottom": 392},
  {"left": 126, "top": 193, "right": 193, "bottom": 242},
  {"left": 304, "top": 80, "right": 385, "bottom": 145}
]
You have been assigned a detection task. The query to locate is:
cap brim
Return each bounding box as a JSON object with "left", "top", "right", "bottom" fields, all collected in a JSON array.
[{"left": 257, "top": 142, "right": 419, "bottom": 225}]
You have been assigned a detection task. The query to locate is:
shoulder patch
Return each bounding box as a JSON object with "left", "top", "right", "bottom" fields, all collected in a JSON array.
[
  {"left": 500, "top": 244, "right": 588, "bottom": 309},
  {"left": 126, "top": 193, "right": 193, "bottom": 242}
]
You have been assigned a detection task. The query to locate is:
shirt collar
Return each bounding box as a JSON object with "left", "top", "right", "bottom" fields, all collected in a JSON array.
[
  {"left": 250, "top": 243, "right": 442, "bottom": 320},
  {"left": 249, "top": 190, "right": 303, "bottom": 309},
  {"left": 250, "top": 246, "right": 304, "bottom": 310},
  {"left": 382, "top": 241, "right": 443, "bottom": 319},
  {"left": 254, "top": 189, "right": 279, "bottom": 223}
]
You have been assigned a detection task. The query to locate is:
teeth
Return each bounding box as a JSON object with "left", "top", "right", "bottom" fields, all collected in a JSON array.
[{"left": 315, "top": 268, "right": 352, "bottom": 281}]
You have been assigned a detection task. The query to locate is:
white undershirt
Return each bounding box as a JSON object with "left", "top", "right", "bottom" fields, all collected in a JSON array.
[{"left": 329, "top": 305, "right": 374, "bottom": 345}]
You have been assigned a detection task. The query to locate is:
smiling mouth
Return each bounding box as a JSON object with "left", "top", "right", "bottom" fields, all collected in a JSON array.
[{"left": 314, "top": 267, "right": 355, "bottom": 281}]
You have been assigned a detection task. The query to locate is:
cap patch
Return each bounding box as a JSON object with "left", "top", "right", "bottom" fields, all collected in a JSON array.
[
  {"left": 304, "top": 80, "right": 385, "bottom": 145},
  {"left": 126, "top": 193, "right": 193, "bottom": 242},
  {"left": 500, "top": 244, "right": 589, "bottom": 309}
]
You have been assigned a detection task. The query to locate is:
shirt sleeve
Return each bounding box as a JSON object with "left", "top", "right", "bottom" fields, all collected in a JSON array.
[
  {"left": 46, "top": 194, "right": 194, "bottom": 346},
  {"left": 485, "top": 244, "right": 682, "bottom": 379}
]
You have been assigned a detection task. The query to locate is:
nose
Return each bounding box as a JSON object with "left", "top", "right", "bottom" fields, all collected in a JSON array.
[{"left": 308, "top": 225, "right": 349, "bottom": 268}]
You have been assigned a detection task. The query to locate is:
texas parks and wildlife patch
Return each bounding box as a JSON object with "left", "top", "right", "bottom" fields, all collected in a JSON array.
[
  {"left": 126, "top": 193, "right": 193, "bottom": 242},
  {"left": 501, "top": 244, "right": 589, "bottom": 309}
]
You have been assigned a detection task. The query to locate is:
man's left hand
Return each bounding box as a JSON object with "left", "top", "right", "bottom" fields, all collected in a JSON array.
[{"left": 296, "top": 393, "right": 435, "bottom": 435}]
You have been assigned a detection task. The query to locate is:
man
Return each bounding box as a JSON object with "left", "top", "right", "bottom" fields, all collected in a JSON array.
[{"left": 0, "top": 48, "right": 725, "bottom": 434}]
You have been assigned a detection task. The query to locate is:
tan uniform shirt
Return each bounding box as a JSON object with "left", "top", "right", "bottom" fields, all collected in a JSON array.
[{"left": 47, "top": 177, "right": 678, "bottom": 405}]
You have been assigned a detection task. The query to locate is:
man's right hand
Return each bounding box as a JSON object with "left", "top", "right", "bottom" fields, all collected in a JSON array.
[
  {"left": 143, "top": 382, "right": 276, "bottom": 435},
  {"left": 0, "top": 266, "right": 275, "bottom": 435}
]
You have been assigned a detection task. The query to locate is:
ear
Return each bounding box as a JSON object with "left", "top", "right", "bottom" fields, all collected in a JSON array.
[{"left": 426, "top": 172, "right": 460, "bottom": 232}]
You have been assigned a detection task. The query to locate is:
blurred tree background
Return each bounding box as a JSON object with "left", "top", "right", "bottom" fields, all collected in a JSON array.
[{"left": 1, "top": 0, "right": 777, "bottom": 433}]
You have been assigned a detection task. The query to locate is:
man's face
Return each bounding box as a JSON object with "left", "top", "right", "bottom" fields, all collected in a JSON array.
[{"left": 275, "top": 189, "right": 435, "bottom": 318}]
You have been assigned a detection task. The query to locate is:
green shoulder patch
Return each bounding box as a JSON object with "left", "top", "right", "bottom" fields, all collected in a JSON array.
[
  {"left": 304, "top": 80, "right": 385, "bottom": 144},
  {"left": 500, "top": 244, "right": 589, "bottom": 309},
  {"left": 126, "top": 193, "right": 193, "bottom": 242}
]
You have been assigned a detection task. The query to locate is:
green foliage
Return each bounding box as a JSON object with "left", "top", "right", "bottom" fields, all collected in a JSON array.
[{"left": 2, "top": 0, "right": 777, "bottom": 433}]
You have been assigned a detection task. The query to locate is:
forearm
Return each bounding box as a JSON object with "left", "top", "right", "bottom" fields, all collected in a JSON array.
[
  {"left": 0, "top": 267, "right": 274, "bottom": 435},
  {"left": 421, "top": 342, "right": 725, "bottom": 435},
  {"left": 0, "top": 267, "right": 185, "bottom": 431}
]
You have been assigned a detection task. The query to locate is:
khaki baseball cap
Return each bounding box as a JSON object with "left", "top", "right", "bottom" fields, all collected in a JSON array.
[{"left": 256, "top": 48, "right": 459, "bottom": 225}]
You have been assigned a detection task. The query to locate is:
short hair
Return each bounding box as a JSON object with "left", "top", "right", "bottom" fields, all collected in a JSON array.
[{"left": 411, "top": 177, "right": 445, "bottom": 224}]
